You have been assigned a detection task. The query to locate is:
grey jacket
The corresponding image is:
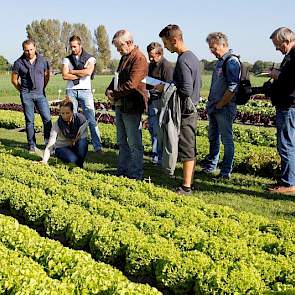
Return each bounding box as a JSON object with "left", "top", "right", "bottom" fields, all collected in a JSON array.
[{"left": 158, "top": 83, "right": 181, "bottom": 176}]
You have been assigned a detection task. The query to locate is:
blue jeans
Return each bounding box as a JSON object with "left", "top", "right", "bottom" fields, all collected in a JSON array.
[
  {"left": 20, "top": 92, "right": 52, "bottom": 148},
  {"left": 55, "top": 138, "right": 88, "bottom": 168},
  {"left": 206, "top": 108, "right": 235, "bottom": 176},
  {"left": 115, "top": 106, "right": 143, "bottom": 179},
  {"left": 66, "top": 89, "right": 102, "bottom": 151},
  {"left": 148, "top": 100, "right": 162, "bottom": 163},
  {"left": 276, "top": 108, "right": 295, "bottom": 186}
]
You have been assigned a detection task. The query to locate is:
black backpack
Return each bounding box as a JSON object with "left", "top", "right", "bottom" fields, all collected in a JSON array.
[{"left": 222, "top": 54, "right": 252, "bottom": 105}]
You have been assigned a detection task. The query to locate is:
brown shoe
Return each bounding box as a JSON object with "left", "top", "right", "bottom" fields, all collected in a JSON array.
[
  {"left": 266, "top": 182, "right": 283, "bottom": 189},
  {"left": 96, "top": 149, "right": 104, "bottom": 156},
  {"left": 268, "top": 185, "right": 295, "bottom": 194}
]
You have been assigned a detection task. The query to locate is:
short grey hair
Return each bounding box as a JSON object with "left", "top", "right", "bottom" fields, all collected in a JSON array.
[
  {"left": 270, "top": 27, "right": 295, "bottom": 43},
  {"left": 112, "top": 30, "right": 133, "bottom": 44},
  {"left": 206, "top": 32, "right": 228, "bottom": 46}
]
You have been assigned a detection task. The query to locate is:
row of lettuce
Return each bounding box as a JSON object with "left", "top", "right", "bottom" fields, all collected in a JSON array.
[
  {"left": 0, "top": 214, "right": 160, "bottom": 295},
  {"left": 0, "top": 110, "right": 280, "bottom": 178},
  {"left": 0, "top": 108, "right": 277, "bottom": 147},
  {"left": 0, "top": 98, "right": 276, "bottom": 126},
  {"left": 0, "top": 146, "right": 294, "bottom": 294}
]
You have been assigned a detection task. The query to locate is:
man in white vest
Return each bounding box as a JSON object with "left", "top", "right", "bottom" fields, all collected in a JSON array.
[{"left": 62, "top": 35, "right": 102, "bottom": 153}]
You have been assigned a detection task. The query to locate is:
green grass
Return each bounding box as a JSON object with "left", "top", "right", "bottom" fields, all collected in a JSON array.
[
  {"left": 0, "top": 73, "right": 269, "bottom": 103},
  {"left": 0, "top": 74, "right": 113, "bottom": 103},
  {"left": 1, "top": 127, "right": 294, "bottom": 222}
]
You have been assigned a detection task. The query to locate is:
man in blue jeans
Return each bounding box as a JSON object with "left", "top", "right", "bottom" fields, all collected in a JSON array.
[
  {"left": 62, "top": 35, "right": 102, "bottom": 153},
  {"left": 146, "top": 42, "right": 173, "bottom": 164},
  {"left": 106, "top": 30, "right": 148, "bottom": 180},
  {"left": 11, "top": 39, "right": 52, "bottom": 152},
  {"left": 267, "top": 27, "right": 295, "bottom": 193},
  {"left": 203, "top": 32, "right": 241, "bottom": 178}
]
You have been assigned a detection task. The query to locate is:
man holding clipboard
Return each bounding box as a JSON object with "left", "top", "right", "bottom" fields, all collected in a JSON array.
[{"left": 146, "top": 42, "right": 173, "bottom": 165}]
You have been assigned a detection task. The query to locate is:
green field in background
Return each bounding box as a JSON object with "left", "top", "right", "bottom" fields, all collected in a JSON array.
[
  {"left": 0, "top": 73, "right": 268, "bottom": 104},
  {"left": 0, "top": 74, "right": 113, "bottom": 103}
]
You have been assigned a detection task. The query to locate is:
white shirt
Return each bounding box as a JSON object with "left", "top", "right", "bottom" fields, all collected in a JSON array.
[{"left": 63, "top": 56, "right": 96, "bottom": 90}]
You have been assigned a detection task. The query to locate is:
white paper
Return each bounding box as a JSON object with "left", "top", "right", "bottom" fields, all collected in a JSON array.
[
  {"left": 141, "top": 76, "right": 170, "bottom": 87},
  {"left": 255, "top": 72, "right": 271, "bottom": 77},
  {"left": 114, "top": 72, "right": 119, "bottom": 90}
]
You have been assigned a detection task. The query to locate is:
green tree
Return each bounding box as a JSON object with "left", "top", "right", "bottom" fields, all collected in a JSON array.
[
  {"left": 26, "top": 19, "right": 96, "bottom": 70},
  {"left": 60, "top": 21, "right": 73, "bottom": 53},
  {"left": 26, "top": 19, "right": 65, "bottom": 70},
  {"left": 94, "top": 25, "right": 111, "bottom": 71},
  {"left": 108, "top": 59, "right": 120, "bottom": 74},
  {"left": 252, "top": 60, "right": 274, "bottom": 74},
  {"left": 243, "top": 61, "right": 253, "bottom": 73},
  {"left": 0, "top": 55, "right": 10, "bottom": 71},
  {"left": 95, "top": 58, "right": 104, "bottom": 75},
  {"left": 72, "top": 23, "right": 95, "bottom": 55},
  {"left": 252, "top": 60, "right": 264, "bottom": 74},
  {"left": 201, "top": 59, "right": 217, "bottom": 72}
]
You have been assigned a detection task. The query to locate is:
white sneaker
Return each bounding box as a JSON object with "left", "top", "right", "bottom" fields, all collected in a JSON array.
[{"left": 151, "top": 156, "right": 158, "bottom": 164}]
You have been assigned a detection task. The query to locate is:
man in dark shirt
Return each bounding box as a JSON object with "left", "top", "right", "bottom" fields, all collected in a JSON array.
[
  {"left": 158, "top": 24, "right": 201, "bottom": 195},
  {"left": 146, "top": 42, "right": 173, "bottom": 165},
  {"left": 11, "top": 39, "right": 52, "bottom": 152},
  {"left": 267, "top": 27, "right": 295, "bottom": 194}
]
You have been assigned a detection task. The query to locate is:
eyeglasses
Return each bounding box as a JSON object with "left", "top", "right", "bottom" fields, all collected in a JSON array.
[{"left": 273, "top": 40, "right": 286, "bottom": 50}]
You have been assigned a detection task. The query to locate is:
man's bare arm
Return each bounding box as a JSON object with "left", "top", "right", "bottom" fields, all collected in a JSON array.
[
  {"left": 44, "top": 69, "right": 50, "bottom": 88},
  {"left": 215, "top": 90, "right": 235, "bottom": 109},
  {"left": 69, "top": 62, "right": 94, "bottom": 77},
  {"left": 62, "top": 64, "right": 79, "bottom": 81},
  {"left": 11, "top": 72, "right": 20, "bottom": 92}
]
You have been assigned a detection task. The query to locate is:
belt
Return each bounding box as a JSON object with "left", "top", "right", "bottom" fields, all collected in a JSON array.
[{"left": 149, "top": 96, "right": 160, "bottom": 103}]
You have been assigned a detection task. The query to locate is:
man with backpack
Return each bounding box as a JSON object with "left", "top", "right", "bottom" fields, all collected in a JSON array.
[
  {"left": 62, "top": 35, "right": 103, "bottom": 154},
  {"left": 202, "top": 32, "right": 241, "bottom": 179}
]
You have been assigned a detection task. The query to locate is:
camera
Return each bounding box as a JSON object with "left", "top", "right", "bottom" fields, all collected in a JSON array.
[{"left": 251, "top": 80, "right": 273, "bottom": 97}]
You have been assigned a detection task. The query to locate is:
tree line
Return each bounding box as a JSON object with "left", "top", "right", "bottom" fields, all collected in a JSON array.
[
  {"left": 25, "top": 19, "right": 118, "bottom": 74},
  {"left": 5, "top": 19, "right": 119, "bottom": 74},
  {"left": 201, "top": 59, "right": 276, "bottom": 74},
  {"left": 0, "top": 55, "right": 10, "bottom": 72},
  {"left": 0, "top": 19, "right": 277, "bottom": 75}
]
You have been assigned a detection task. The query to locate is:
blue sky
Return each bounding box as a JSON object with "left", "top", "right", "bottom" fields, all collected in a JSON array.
[{"left": 2, "top": 0, "right": 295, "bottom": 64}]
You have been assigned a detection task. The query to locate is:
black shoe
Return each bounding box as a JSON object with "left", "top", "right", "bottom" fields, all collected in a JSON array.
[
  {"left": 175, "top": 186, "right": 192, "bottom": 195},
  {"left": 202, "top": 167, "right": 216, "bottom": 174},
  {"left": 214, "top": 173, "right": 230, "bottom": 179},
  {"left": 115, "top": 172, "right": 126, "bottom": 177},
  {"left": 95, "top": 149, "right": 104, "bottom": 156},
  {"left": 28, "top": 146, "right": 36, "bottom": 154}
]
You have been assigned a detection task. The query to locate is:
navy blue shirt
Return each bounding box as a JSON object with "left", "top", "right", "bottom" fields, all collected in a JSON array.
[
  {"left": 173, "top": 50, "right": 201, "bottom": 105},
  {"left": 206, "top": 50, "right": 240, "bottom": 115},
  {"left": 12, "top": 54, "right": 50, "bottom": 95}
]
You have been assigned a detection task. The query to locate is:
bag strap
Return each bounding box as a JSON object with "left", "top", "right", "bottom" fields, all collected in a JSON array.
[{"left": 221, "top": 54, "right": 240, "bottom": 79}]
